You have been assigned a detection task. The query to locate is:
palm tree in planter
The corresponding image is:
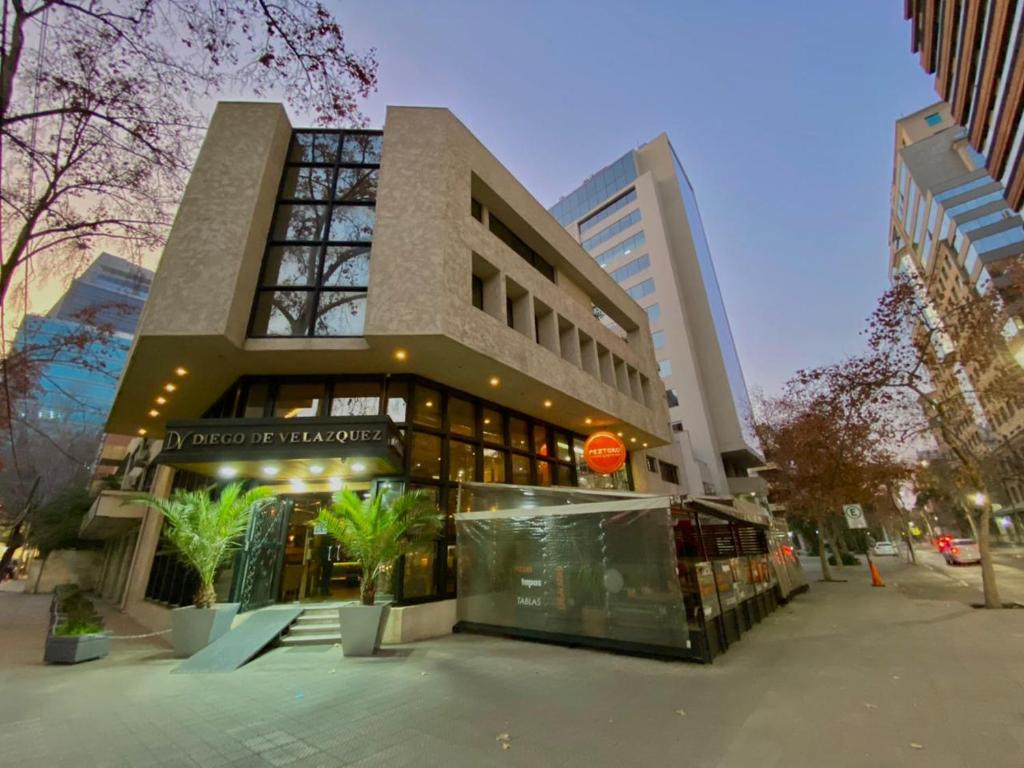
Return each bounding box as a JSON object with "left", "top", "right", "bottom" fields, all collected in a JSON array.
[
  {"left": 131, "top": 482, "right": 277, "bottom": 657},
  {"left": 317, "top": 488, "right": 442, "bottom": 656}
]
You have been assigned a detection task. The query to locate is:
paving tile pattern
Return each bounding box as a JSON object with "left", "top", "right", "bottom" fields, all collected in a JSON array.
[{"left": 2, "top": 557, "right": 1023, "bottom": 767}]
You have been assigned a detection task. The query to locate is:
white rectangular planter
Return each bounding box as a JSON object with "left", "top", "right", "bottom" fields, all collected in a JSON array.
[
  {"left": 44, "top": 633, "right": 111, "bottom": 664},
  {"left": 338, "top": 603, "right": 390, "bottom": 656},
  {"left": 170, "top": 603, "right": 239, "bottom": 658}
]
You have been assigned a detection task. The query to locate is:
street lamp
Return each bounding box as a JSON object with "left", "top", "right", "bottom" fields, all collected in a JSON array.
[{"left": 972, "top": 491, "right": 987, "bottom": 507}]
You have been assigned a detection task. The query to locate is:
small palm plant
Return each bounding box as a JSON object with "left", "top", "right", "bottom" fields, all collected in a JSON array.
[
  {"left": 132, "top": 483, "right": 277, "bottom": 608},
  {"left": 317, "top": 489, "right": 443, "bottom": 605}
]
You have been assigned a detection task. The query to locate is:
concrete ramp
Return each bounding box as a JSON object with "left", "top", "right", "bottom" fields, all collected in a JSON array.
[{"left": 173, "top": 606, "right": 302, "bottom": 673}]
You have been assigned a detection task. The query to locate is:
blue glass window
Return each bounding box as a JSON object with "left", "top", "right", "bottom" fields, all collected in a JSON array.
[
  {"left": 581, "top": 209, "right": 642, "bottom": 252},
  {"left": 579, "top": 189, "right": 637, "bottom": 234},
  {"left": 608, "top": 254, "right": 650, "bottom": 283},
  {"left": 971, "top": 226, "right": 1024, "bottom": 253},
  {"left": 946, "top": 191, "right": 1005, "bottom": 216},
  {"left": 644, "top": 303, "right": 660, "bottom": 323},
  {"left": 924, "top": 112, "right": 943, "bottom": 127},
  {"left": 959, "top": 211, "right": 1009, "bottom": 233},
  {"left": 626, "top": 278, "right": 655, "bottom": 300},
  {"left": 651, "top": 330, "right": 666, "bottom": 349},
  {"left": 658, "top": 359, "right": 672, "bottom": 378},
  {"left": 549, "top": 151, "right": 638, "bottom": 226},
  {"left": 594, "top": 232, "right": 645, "bottom": 267}
]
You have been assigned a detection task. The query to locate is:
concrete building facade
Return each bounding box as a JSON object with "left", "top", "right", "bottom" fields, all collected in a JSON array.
[
  {"left": 97, "top": 103, "right": 685, "bottom": 628},
  {"left": 903, "top": 0, "right": 1024, "bottom": 209},
  {"left": 550, "top": 136, "right": 762, "bottom": 500}
]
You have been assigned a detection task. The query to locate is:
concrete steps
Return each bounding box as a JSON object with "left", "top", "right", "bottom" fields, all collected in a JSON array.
[{"left": 278, "top": 606, "right": 342, "bottom": 647}]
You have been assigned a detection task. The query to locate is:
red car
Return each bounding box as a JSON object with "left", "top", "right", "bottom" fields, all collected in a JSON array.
[{"left": 936, "top": 535, "right": 954, "bottom": 553}]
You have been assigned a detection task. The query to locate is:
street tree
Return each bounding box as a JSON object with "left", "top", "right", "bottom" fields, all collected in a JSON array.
[
  {"left": 799, "top": 264, "right": 1024, "bottom": 607},
  {"left": 1, "top": 0, "right": 378, "bottom": 311},
  {"left": 753, "top": 380, "right": 906, "bottom": 581}
]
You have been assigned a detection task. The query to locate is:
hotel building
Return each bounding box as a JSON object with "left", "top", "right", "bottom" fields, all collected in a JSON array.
[
  {"left": 889, "top": 101, "right": 1024, "bottom": 535},
  {"left": 550, "top": 136, "right": 763, "bottom": 500},
  {"left": 91, "top": 103, "right": 686, "bottom": 629},
  {"left": 902, "top": 0, "right": 1024, "bottom": 209}
]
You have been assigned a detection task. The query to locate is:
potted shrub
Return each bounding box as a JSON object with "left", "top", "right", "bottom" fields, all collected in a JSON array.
[
  {"left": 131, "top": 482, "right": 277, "bottom": 657},
  {"left": 44, "top": 584, "right": 110, "bottom": 664},
  {"left": 317, "top": 489, "right": 441, "bottom": 656}
]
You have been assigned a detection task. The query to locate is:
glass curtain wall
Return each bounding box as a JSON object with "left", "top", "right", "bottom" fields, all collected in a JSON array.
[
  {"left": 204, "top": 374, "right": 630, "bottom": 602},
  {"left": 250, "top": 130, "right": 382, "bottom": 337}
]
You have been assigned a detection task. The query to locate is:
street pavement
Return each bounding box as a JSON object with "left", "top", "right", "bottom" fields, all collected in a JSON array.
[
  {"left": 1, "top": 557, "right": 1023, "bottom": 768},
  {"left": 892, "top": 542, "right": 1024, "bottom": 605}
]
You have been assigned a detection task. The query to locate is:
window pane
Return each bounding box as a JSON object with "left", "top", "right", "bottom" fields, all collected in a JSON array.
[
  {"left": 413, "top": 386, "right": 441, "bottom": 429},
  {"left": 511, "top": 453, "right": 531, "bottom": 484},
  {"left": 281, "top": 166, "right": 334, "bottom": 200},
  {"left": 533, "top": 424, "right": 549, "bottom": 457},
  {"left": 335, "top": 168, "right": 378, "bottom": 202},
  {"left": 251, "top": 290, "right": 313, "bottom": 336},
  {"left": 536, "top": 460, "right": 554, "bottom": 486},
  {"left": 329, "top": 205, "right": 375, "bottom": 242},
  {"left": 330, "top": 381, "right": 380, "bottom": 416},
  {"left": 410, "top": 432, "right": 442, "bottom": 479},
  {"left": 385, "top": 380, "right": 408, "bottom": 423},
  {"left": 262, "top": 245, "right": 320, "bottom": 286},
  {"left": 289, "top": 132, "right": 340, "bottom": 164},
  {"left": 273, "top": 204, "right": 328, "bottom": 241},
  {"left": 554, "top": 433, "right": 572, "bottom": 463},
  {"left": 449, "top": 440, "right": 477, "bottom": 482},
  {"left": 448, "top": 397, "right": 475, "bottom": 438},
  {"left": 321, "top": 245, "right": 370, "bottom": 287},
  {"left": 314, "top": 291, "right": 366, "bottom": 336},
  {"left": 482, "top": 448, "right": 506, "bottom": 483},
  {"left": 243, "top": 381, "right": 270, "bottom": 418},
  {"left": 341, "top": 133, "right": 382, "bottom": 164},
  {"left": 510, "top": 417, "right": 529, "bottom": 451},
  {"left": 482, "top": 408, "right": 503, "bottom": 444},
  {"left": 402, "top": 544, "right": 436, "bottom": 600},
  {"left": 274, "top": 382, "right": 323, "bottom": 418}
]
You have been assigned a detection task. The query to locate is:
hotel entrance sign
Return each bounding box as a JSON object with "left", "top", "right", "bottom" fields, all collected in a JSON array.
[
  {"left": 583, "top": 431, "right": 627, "bottom": 475},
  {"left": 157, "top": 416, "right": 404, "bottom": 466}
]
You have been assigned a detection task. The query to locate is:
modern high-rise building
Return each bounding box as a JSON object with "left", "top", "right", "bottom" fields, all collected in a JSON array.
[
  {"left": 12, "top": 252, "right": 153, "bottom": 426},
  {"left": 902, "top": 0, "right": 1024, "bottom": 209},
  {"left": 550, "top": 136, "right": 762, "bottom": 498},
  {"left": 889, "top": 101, "right": 1024, "bottom": 533}
]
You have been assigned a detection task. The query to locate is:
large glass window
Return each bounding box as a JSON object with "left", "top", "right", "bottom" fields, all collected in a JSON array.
[
  {"left": 413, "top": 386, "right": 442, "bottom": 429},
  {"left": 608, "top": 253, "right": 650, "bottom": 283},
  {"left": 482, "top": 448, "right": 506, "bottom": 482},
  {"left": 330, "top": 381, "right": 380, "bottom": 416},
  {"left": 410, "top": 432, "right": 442, "bottom": 480},
  {"left": 448, "top": 440, "right": 477, "bottom": 482},
  {"left": 447, "top": 397, "right": 476, "bottom": 438},
  {"left": 250, "top": 129, "right": 381, "bottom": 337},
  {"left": 385, "top": 380, "right": 408, "bottom": 423},
  {"left": 579, "top": 189, "right": 637, "bottom": 234},
  {"left": 594, "top": 231, "right": 645, "bottom": 268},
  {"left": 626, "top": 278, "right": 655, "bottom": 300},
  {"left": 273, "top": 382, "right": 324, "bottom": 418}
]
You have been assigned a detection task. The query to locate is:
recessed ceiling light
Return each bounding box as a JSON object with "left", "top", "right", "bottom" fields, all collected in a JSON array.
[
  {"left": 584, "top": 418, "right": 592, "bottom": 425},
  {"left": 543, "top": 399, "right": 552, "bottom": 408},
  {"left": 630, "top": 437, "right": 637, "bottom": 443},
  {"left": 164, "top": 383, "right": 176, "bottom": 392},
  {"left": 642, "top": 442, "right": 648, "bottom": 448},
  {"left": 616, "top": 431, "right": 623, "bottom": 437},
  {"left": 394, "top": 349, "right": 407, "bottom": 361},
  {"left": 351, "top": 462, "right": 366, "bottom": 473},
  {"left": 148, "top": 409, "right": 159, "bottom": 417},
  {"left": 155, "top": 396, "right": 167, "bottom": 405},
  {"left": 218, "top": 466, "right": 238, "bottom": 479},
  {"left": 309, "top": 464, "right": 324, "bottom": 475},
  {"left": 483, "top": 418, "right": 491, "bottom": 425},
  {"left": 175, "top": 367, "right": 188, "bottom": 376},
  {"left": 489, "top": 376, "right": 500, "bottom": 387},
  {"left": 137, "top": 428, "right": 147, "bottom": 436},
  {"left": 425, "top": 400, "right": 434, "bottom": 408},
  {"left": 262, "top": 465, "right": 279, "bottom": 477}
]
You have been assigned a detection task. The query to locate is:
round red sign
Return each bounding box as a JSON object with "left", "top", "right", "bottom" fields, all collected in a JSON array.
[{"left": 583, "top": 431, "right": 627, "bottom": 475}]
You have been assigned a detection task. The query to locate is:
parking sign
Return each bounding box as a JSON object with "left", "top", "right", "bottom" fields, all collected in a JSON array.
[{"left": 842, "top": 504, "right": 868, "bottom": 529}]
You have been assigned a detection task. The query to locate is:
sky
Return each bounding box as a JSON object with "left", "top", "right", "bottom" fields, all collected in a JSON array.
[
  {"left": 327, "top": 0, "right": 939, "bottom": 396},
  {"left": 26, "top": 2, "right": 938, "bottom": 397}
]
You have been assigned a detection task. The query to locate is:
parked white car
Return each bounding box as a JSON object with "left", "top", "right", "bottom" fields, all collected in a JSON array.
[
  {"left": 872, "top": 541, "right": 899, "bottom": 557},
  {"left": 944, "top": 539, "right": 981, "bottom": 565}
]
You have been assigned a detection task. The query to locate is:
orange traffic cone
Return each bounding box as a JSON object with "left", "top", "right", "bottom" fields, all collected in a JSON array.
[{"left": 869, "top": 559, "right": 885, "bottom": 588}]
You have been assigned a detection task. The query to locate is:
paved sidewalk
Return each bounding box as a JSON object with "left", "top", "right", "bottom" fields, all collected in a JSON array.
[{"left": 1, "top": 561, "right": 1023, "bottom": 768}]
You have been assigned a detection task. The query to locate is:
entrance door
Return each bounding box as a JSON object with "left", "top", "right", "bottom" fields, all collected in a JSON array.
[{"left": 234, "top": 498, "right": 292, "bottom": 612}]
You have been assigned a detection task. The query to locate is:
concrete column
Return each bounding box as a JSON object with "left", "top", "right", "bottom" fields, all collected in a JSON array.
[{"left": 120, "top": 466, "right": 174, "bottom": 611}]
